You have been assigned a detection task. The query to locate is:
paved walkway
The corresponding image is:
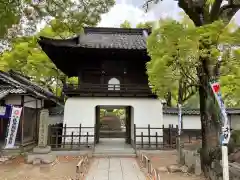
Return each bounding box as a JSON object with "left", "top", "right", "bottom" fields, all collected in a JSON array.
[{"left": 85, "top": 158, "right": 146, "bottom": 180}]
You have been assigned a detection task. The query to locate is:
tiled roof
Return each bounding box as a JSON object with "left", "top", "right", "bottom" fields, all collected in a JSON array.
[
  {"left": 0, "top": 84, "right": 26, "bottom": 100},
  {"left": 0, "top": 85, "right": 26, "bottom": 94},
  {"left": 78, "top": 27, "right": 148, "bottom": 50},
  {"left": 0, "top": 70, "right": 64, "bottom": 105},
  {"left": 0, "top": 70, "right": 46, "bottom": 99},
  {"left": 163, "top": 107, "right": 240, "bottom": 115},
  {"left": 39, "top": 27, "right": 150, "bottom": 50},
  {"left": 9, "top": 70, "right": 59, "bottom": 101},
  {"left": 0, "top": 86, "right": 26, "bottom": 99}
]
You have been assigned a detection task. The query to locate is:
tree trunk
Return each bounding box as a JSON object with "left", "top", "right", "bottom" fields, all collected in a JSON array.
[
  {"left": 165, "top": 91, "right": 172, "bottom": 107},
  {"left": 198, "top": 58, "right": 220, "bottom": 177}
]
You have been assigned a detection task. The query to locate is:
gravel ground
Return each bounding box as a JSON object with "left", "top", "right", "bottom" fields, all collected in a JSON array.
[
  {"left": 143, "top": 150, "right": 206, "bottom": 180},
  {"left": 0, "top": 156, "right": 81, "bottom": 180}
]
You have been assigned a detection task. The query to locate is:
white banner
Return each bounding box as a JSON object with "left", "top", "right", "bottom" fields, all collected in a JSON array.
[
  {"left": 4, "top": 107, "right": 22, "bottom": 149},
  {"left": 178, "top": 104, "right": 182, "bottom": 135},
  {"left": 210, "top": 82, "right": 230, "bottom": 144}
]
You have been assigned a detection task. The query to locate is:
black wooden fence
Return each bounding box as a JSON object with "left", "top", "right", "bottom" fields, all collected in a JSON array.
[
  {"left": 47, "top": 123, "right": 201, "bottom": 151},
  {"left": 133, "top": 124, "right": 178, "bottom": 150},
  {"left": 48, "top": 124, "right": 95, "bottom": 150}
]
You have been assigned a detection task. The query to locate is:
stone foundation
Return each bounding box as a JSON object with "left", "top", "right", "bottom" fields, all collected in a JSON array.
[
  {"left": 25, "top": 109, "right": 56, "bottom": 165},
  {"left": 179, "top": 148, "right": 240, "bottom": 180},
  {"left": 25, "top": 152, "right": 56, "bottom": 164}
]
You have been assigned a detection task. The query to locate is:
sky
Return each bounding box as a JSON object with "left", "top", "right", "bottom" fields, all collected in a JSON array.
[{"left": 98, "top": 0, "right": 240, "bottom": 27}]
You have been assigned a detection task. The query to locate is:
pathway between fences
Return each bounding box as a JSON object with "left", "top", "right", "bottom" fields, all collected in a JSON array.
[{"left": 85, "top": 158, "right": 146, "bottom": 180}]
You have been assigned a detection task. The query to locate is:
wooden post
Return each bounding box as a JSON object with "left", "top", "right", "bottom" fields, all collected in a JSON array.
[
  {"left": 134, "top": 124, "right": 136, "bottom": 149},
  {"left": 71, "top": 131, "right": 74, "bottom": 149},
  {"left": 155, "top": 132, "right": 158, "bottom": 149},
  {"left": 148, "top": 124, "right": 150, "bottom": 148},
  {"left": 141, "top": 132, "right": 143, "bottom": 149},
  {"left": 162, "top": 125, "right": 164, "bottom": 147},
  {"left": 20, "top": 95, "right": 24, "bottom": 146},
  {"left": 169, "top": 124, "right": 172, "bottom": 148},
  {"left": 79, "top": 124, "right": 81, "bottom": 147},
  {"left": 86, "top": 132, "right": 89, "bottom": 147},
  {"left": 55, "top": 130, "right": 59, "bottom": 148},
  {"left": 63, "top": 124, "right": 67, "bottom": 148}
]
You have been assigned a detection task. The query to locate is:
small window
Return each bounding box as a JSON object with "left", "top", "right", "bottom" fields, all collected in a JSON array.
[{"left": 108, "top": 78, "right": 120, "bottom": 90}]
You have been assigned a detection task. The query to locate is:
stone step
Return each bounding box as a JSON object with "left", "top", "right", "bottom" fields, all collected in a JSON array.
[
  {"left": 93, "top": 153, "right": 137, "bottom": 158},
  {"left": 93, "top": 150, "right": 135, "bottom": 153},
  {"left": 94, "top": 149, "right": 135, "bottom": 153}
]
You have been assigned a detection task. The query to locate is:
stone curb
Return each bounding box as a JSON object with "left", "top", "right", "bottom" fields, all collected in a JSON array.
[{"left": 137, "top": 152, "right": 161, "bottom": 180}]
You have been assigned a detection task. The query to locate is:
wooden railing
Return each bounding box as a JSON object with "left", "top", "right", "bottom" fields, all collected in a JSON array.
[
  {"left": 138, "top": 153, "right": 161, "bottom": 180},
  {"left": 63, "top": 83, "right": 153, "bottom": 94},
  {"left": 48, "top": 124, "right": 95, "bottom": 150},
  {"left": 134, "top": 124, "right": 178, "bottom": 150}
]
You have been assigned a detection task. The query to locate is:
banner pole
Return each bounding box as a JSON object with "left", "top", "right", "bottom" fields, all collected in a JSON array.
[
  {"left": 222, "top": 145, "right": 229, "bottom": 180},
  {"left": 210, "top": 81, "right": 230, "bottom": 180}
]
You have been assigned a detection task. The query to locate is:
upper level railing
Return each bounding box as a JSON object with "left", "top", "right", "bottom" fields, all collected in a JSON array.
[{"left": 63, "top": 83, "right": 155, "bottom": 96}]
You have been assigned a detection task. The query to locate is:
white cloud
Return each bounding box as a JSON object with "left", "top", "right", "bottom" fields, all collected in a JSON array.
[
  {"left": 98, "top": 3, "right": 154, "bottom": 27},
  {"left": 98, "top": 0, "right": 182, "bottom": 27},
  {"left": 99, "top": 0, "right": 240, "bottom": 28}
]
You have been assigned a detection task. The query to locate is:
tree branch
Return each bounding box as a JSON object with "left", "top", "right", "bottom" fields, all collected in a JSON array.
[
  {"left": 178, "top": 0, "right": 202, "bottom": 26},
  {"left": 220, "top": 4, "right": 240, "bottom": 14},
  {"left": 210, "top": 0, "right": 223, "bottom": 21},
  {"left": 219, "top": 3, "right": 240, "bottom": 22}
]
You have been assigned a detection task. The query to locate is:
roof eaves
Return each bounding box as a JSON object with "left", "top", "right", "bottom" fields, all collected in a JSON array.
[
  {"left": 83, "top": 27, "right": 151, "bottom": 35},
  {"left": 163, "top": 107, "right": 240, "bottom": 115},
  {"left": 0, "top": 70, "right": 46, "bottom": 99},
  {"left": 9, "top": 70, "right": 64, "bottom": 103}
]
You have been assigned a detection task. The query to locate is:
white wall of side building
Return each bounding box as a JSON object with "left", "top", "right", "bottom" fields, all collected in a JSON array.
[
  {"left": 63, "top": 97, "right": 164, "bottom": 144},
  {"left": 4, "top": 95, "right": 43, "bottom": 108},
  {"left": 163, "top": 114, "right": 201, "bottom": 129},
  {"left": 230, "top": 115, "right": 240, "bottom": 130}
]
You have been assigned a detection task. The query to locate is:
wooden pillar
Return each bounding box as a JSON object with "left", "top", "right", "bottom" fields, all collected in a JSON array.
[
  {"left": 125, "top": 106, "right": 131, "bottom": 144},
  {"left": 20, "top": 95, "right": 24, "bottom": 145},
  {"left": 95, "top": 106, "right": 100, "bottom": 144},
  {"left": 35, "top": 98, "right": 38, "bottom": 141}
]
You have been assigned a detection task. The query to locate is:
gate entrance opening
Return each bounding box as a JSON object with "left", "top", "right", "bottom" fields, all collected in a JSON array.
[{"left": 95, "top": 106, "right": 133, "bottom": 145}]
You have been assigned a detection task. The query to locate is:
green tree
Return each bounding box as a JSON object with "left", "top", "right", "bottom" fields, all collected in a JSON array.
[
  {"left": 0, "top": 0, "right": 115, "bottom": 93},
  {"left": 147, "top": 18, "right": 240, "bottom": 175},
  {"left": 120, "top": 20, "right": 131, "bottom": 28},
  {"left": 1, "top": 0, "right": 115, "bottom": 38},
  {"left": 144, "top": 0, "right": 240, "bottom": 176}
]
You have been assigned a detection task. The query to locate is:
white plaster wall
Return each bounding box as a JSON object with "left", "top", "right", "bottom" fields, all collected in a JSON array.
[
  {"left": 230, "top": 115, "right": 240, "bottom": 130},
  {"left": 163, "top": 114, "right": 201, "bottom": 129},
  {"left": 163, "top": 114, "right": 178, "bottom": 128},
  {"left": 4, "top": 95, "right": 43, "bottom": 108},
  {"left": 64, "top": 97, "right": 163, "bottom": 144},
  {"left": 182, "top": 116, "right": 201, "bottom": 129}
]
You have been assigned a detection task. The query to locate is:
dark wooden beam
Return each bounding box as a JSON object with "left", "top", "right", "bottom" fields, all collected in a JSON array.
[{"left": 20, "top": 95, "right": 24, "bottom": 146}]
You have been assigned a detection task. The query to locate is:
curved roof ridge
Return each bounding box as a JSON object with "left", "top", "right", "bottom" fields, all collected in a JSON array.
[{"left": 84, "top": 27, "right": 151, "bottom": 35}]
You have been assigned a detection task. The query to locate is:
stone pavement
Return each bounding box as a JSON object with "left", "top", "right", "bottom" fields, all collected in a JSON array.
[{"left": 85, "top": 158, "right": 146, "bottom": 180}]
